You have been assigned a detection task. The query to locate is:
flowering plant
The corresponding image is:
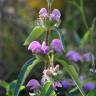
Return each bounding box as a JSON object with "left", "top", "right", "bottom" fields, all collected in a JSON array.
[{"left": 0, "top": 0, "right": 96, "bottom": 96}]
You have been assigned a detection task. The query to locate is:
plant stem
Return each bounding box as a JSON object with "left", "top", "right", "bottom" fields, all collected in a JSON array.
[
  {"left": 91, "top": 54, "right": 95, "bottom": 73},
  {"left": 80, "top": 0, "right": 88, "bottom": 30},
  {"left": 45, "top": 1, "right": 51, "bottom": 45},
  {"left": 45, "top": 30, "right": 49, "bottom": 45}
]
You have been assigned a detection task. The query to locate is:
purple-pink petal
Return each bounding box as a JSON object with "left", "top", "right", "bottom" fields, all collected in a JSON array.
[
  {"left": 28, "top": 41, "right": 42, "bottom": 53},
  {"left": 26, "top": 79, "right": 40, "bottom": 90},
  {"left": 39, "top": 8, "right": 48, "bottom": 17},
  {"left": 50, "top": 9, "right": 61, "bottom": 21},
  {"left": 51, "top": 39, "right": 63, "bottom": 53}
]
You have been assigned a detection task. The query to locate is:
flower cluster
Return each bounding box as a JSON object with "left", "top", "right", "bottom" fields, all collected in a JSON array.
[
  {"left": 41, "top": 65, "right": 61, "bottom": 85},
  {"left": 66, "top": 50, "right": 92, "bottom": 63},
  {"left": 28, "top": 41, "right": 48, "bottom": 54},
  {"left": 39, "top": 8, "right": 61, "bottom": 22},
  {"left": 25, "top": 1, "right": 95, "bottom": 95},
  {"left": 26, "top": 78, "right": 72, "bottom": 91},
  {"left": 28, "top": 39, "right": 63, "bottom": 55}
]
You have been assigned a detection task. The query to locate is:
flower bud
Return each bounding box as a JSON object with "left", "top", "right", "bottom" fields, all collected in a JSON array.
[
  {"left": 66, "top": 50, "right": 82, "bottom": 62},
  {"left": 83, "top": 82, "right": 94, "bottom": 92},
  {"left": 26, "top": 79, "right": 40, "bottom": 90},
  {"left": 51, "top": 39, "right": 63, "bottom": 53},
  {"left": 28, "top": 41, "right": 41, "bottom": 54},
  {"left": 50, "top": 9, "right": 61, "bottom": 22},
  {"left": 39, "top": 8, "right": 48, "bottom": 18}
]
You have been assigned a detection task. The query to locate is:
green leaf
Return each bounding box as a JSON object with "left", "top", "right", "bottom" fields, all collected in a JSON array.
[
  {"left": 24, "top": 26, "right": 46, "bottom": 45},
  {"left": 14, "top": 57, "right": 41, "bottom": 96},
  {"left": 69, "top": 87, "right": 78, "bottom": 93},
  {"left": 86, "top": 91, "right": 95, "bottom": 96},
  {"left": 57, "top": 59, "right": 85, "bottom": 96},
  {"left": 7, "top": 80, "right": 25, "bottom": 96},
  {"left": 40, "top": 81, "right": 56, "bottom": 96},
  {"left": 7, "top": 80, "right": 16, "bottom": 96},
  {"left": 80, "top": 30, "right": 90, "bottom": 48},
  {"left": 0, "top": 80, "right": 9, "bottom": 89},
  {"left": 50, "top": 91, "right": 57, "bottom": 96}
]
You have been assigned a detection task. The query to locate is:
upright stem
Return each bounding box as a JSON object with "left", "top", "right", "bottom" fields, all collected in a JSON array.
[
  {"left": 90, "top": 25, "right": 95, "bottom": 71},
  {"left": 45, "top": 1, "right": 51, "bottom": 45},
  {"left": 45, "top": 30, "right": 49, "bottom": 45},
  {"left": 91, "top": 54, "right": 95, "bottom": 73},
  {"left": 48, "top": 3, "right": 51, "bottom": 14}
]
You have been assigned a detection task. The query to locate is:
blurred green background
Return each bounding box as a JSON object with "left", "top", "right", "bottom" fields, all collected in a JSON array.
[{"left": 0, "top": 0, "right": 96, "bottom": 95}]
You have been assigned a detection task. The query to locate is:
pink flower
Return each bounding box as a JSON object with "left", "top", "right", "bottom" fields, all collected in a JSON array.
[
  {"left": 39, "top": 8, "right": 48, "bottom": 18},
  {"left": 28, "top": 41, "right": 42, "bottom": 53},
  {"left": 28, "top": 41, "right": 49, "bottom": 54},
  {"left": 50, "top": 9, "right": 61, "bottom": 21},
  {"left": 51, "top": 39, "right": 63, "bottom": 53},
  {"left": 26, "top": 79, "right": 40, "bottom": 90}
]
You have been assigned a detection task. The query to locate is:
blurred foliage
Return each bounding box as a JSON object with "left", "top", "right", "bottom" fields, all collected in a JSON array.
[
  {"left": 27, "top": 0, "right": 64, "bottom": 9},
  {"left": 0, "top": 0, "right": 96, "bottom": 95},
  {"left": 0, "top": 1, "right": 38, "bottom": 90}
]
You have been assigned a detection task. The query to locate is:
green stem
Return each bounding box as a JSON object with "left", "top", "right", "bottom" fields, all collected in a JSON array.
[
  {"left": 90, "top": 26, "right": 95, "bottom": 71},
  {"left": 45, "top": 0, "right": 52, "bottom": 45},
  {"left": 91, "top": 54, "right": 95, "bottom": 73},
  {"left": 45, "top": 30, "right": 49, "bottom": 45},
  {"left": 80, "top": 0, "right": 88, "bottom": 30}
]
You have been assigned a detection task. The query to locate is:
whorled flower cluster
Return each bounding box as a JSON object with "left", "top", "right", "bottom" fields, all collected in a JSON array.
[
  {"left": 28, "top": 39, "right": 63, "bottom": 55},
  {"left": 28, "top": 41, "right": 48, "bottom": 54},
  {"left": 26, "top": 79, "right": 95, "bottom": 92},
  {"left": 41, "top": 65, "right": 60, "bottom": 83},
  {"left": 26, "top": 78, "right": 72, "bottom": 91},
  {"left": 39, "top": 8, "right": 61, "bottom": 22}
]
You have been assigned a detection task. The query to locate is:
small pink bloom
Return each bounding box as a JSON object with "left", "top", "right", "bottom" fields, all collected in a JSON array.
[
  {"left": 50, "top": 9, "right": 61, "bottom": 21},
  {"left": 51, "top": 39, "right": 63, "bottom": 53},
  {"left": 39, "top": 8, "right": 48, "bottom": 18},
  {"left": 28, "top": 41, "right": 41, "bottom": 53}
]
